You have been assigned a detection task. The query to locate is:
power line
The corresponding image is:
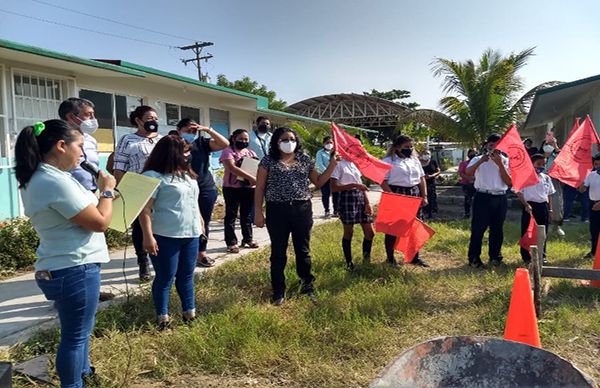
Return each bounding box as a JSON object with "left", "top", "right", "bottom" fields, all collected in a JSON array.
[
  {"left": 29, "top": 0, "right": 198, "bottom": 42},
  {"left": 0, "top": 8, "right": 177, "bottom": 48},
  {"left": 180, "top": 42, "right": 214, "bottom": 82}
]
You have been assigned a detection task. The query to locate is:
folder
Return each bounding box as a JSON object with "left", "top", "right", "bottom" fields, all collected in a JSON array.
[
  {"left": 109, "top": 172, "right": 160, "bottom": 232},
  {"left": 236, "top": 157, "right": 260, "bottom": 181}
]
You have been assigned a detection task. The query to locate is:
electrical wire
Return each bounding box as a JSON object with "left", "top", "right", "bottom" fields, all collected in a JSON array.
[
  {"left": 0, "top": 8, "right": 177, "bottom": 48},
  {"left": 29, "top": 0, "right": 198, "bottom": 42}
]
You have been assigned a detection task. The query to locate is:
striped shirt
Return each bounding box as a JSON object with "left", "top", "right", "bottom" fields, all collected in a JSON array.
[{"left": 113, "top": 133, "right": 162, "bottom": 174}]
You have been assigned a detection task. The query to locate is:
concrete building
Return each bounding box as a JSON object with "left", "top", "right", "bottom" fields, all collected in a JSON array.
[{"left": 0, "top": 39, "right": 366, "bottom": 220}]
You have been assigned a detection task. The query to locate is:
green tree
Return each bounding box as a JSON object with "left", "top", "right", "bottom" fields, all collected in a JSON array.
[
  {"left": 398, "top": 48, "right": 562, "bottom": 146},
  {"left": 363, "top": 88, "right": 420, "bottom": 109},
  {"left": 216, "top": 74, "right": 287, "bottom": 111}
]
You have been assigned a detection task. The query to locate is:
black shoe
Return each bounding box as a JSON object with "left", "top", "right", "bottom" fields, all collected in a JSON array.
[
  {"left": 99, "top": 291, "right": 115, "bottom": 302},
  {"left": 157, "top": 320, "right": 170, "bottom": 331},
  {"left": 489, "top": 259, "right": 504, "bottom": 267},
  {"left": 300, "top": 281, "right": 317, "bottom": 302},
  {"left": 197, "top": 256, "right": 215, "bottom": 268},
  {"left": 272, "top": 296, "right": 285, "bottom": 306},
  {"left": 138, "top": 257, "right": 152, "bottom": 282},
  {"left": 346, "top": 261, "right": 355, "bottom": 271},
  {"left": 469, "top": 260, "right": 486, "bottom": 269},
  {"left": 410, "top": 258, "right": 430, "bottom": 268},
  {"left": 82, "top": 366, "right": 100, "bottom": 388},
  {"left": 387, "top": 259, "right": 400, "bottom": 267},
  {"left": 584, "top": 251, "right": 594, "bottom": 259}
]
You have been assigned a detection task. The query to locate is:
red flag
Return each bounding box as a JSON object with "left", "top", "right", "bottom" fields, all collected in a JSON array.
[
  {"left": 495, "top": 124, "right": 539, "bottom": 191},
  {"left": 519, "top": 215, "right": 538, "bottom": 251},
  {"left": 548, "top": 115, "right": 600, "bottom": 188},
  {"left": 374, "top": 192, "right": 421, "bottom": 236},
  {"left": 394, "top": 218, "right": 435, "bottom": 262},
  {"left": 331, "top": 122, "right": 392, "bottom": 184},
  {"left": 566, "top": 117, "right": 581, "bottom": 141}
]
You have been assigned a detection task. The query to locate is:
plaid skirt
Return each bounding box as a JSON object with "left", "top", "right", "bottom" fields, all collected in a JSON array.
[
  {"left": 339, "top": 189, "right": 373, "bottom": 225},
  {"left": 389, "top": 185, "right": 423, "bottom": 219}
]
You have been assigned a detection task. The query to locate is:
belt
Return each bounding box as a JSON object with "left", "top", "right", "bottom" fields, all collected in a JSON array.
[{"left": 476, "top": 189, "right": 506, "bottom": 196}]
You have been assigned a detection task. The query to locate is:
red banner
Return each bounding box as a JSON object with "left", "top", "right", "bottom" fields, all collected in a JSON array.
[
  {"left": 331, "top": 122, "right": 392, "bottom": 184},
  {"left": 495, "top": 124, "right": 539, "bottom": 191},
  {"left": 548, "top": 115, "right": 600, "bottom": 188},
  {"left": 519, "top": 215, "right": 538, "bottom": 251},
  {"left": 394, "top": 218, "right": 435, "bottom": 262},
  {"left": 374, "top": 192, "right": 422, "bottom": 237}
]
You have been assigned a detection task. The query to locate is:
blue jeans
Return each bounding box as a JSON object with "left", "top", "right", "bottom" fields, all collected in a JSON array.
[
  {"left": 36, "top": 263, "right": 101, "bottom": 388},
  {"left": 150, "top": 235, "right": 199, "bottom": 316},
  {"left": 563, "top": 184, "right": 590, "bottom": 221},
  {"left": 198, "top": 187, "right": 218, "bottom": 252}
]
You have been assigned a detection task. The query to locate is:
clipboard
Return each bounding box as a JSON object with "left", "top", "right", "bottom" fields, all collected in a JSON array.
[
  {"left": 236, "top": 157, "right": 259, "bottom": 181},
  {"left": 109, "top": 172, "right": 160, "bottom": 232}
]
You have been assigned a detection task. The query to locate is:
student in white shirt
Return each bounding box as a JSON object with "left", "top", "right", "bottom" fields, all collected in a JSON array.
[
  {"left": 515, "top": 154, "right": 555, "bottom": 264},
  {"left": 465, "top": 133, "right": 512, "bottom": 268},
  {"left": 331, "top": 159, "right": 374, "bottom": 270},
  {"left": 381, "top": 135, "right": 430, "bottom": 267},
  {"left": 579, "top": 153, "right": 600, "bottom": 257}
]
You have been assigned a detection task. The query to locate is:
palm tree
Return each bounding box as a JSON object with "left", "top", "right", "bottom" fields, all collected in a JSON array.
[{"left": 399, "top": 48, "right": 562, "bottom": 146}]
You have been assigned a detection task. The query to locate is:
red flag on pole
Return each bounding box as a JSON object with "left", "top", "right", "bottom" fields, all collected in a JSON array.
[
  {"left": 566, "top": 117, "right": 581, "bottom": 141},
  {"left": 394, "top": 218, "right": 435, "bottom": 262},
  {"left": 374, "top": 192, "right": 421, "bottom": 236},
  {"left": 495, "top": 124, "right": 539, "bottom": 191},
  {"left": 331, "top": 122, "right": 392, "bottom": 184},
  {"left": 519, "top": 215, "right": 538, "bottom": 251},
  {"left": 548, "top": 115, "right": 600, "bottom": 188}
]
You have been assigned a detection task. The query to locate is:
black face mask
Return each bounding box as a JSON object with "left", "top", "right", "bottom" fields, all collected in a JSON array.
[
  {"left": 468, "top": 154, "right": 476, "bottom": 159},
  {"left": 257, "top": 124, "right": 270, "bottom": 133},
  {"left": 144, "top": 120, "right": 159, "bottom": 133},
  {"left": 398, "top": 148, "right": 413, "bottom": 158},
  {"left": 235, "top": 141, "right": 249, "bottom": 149}
]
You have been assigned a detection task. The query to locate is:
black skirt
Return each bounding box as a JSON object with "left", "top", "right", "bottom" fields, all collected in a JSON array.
[{"left": 339, "top": 189, "right": 373, "bottom": 225}]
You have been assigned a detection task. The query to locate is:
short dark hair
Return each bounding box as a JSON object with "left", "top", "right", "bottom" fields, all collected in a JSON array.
[
  {"left": 142, "top": 135, "right": 196, "bottom": 179},
  {"left": 467, "top": 148, "right": 477, "bottom": 155},
  {"left": 486, "top": 133, "right": 502, "bottom": 143},
  {"left": 58, "top": 97, "right": 95, "bottom": 120},
  {"left": 268, "top": 127, "right": 304, "bottom": 160},
  {"left": 176, "top": 118, "right": 196, "bottom": 129},
  {"left": 530, "top": 153, "right": 545, "bottom": 164},
  {"left": 256, "top": 116, "right": 269, "bottom": 126},
  {"left": 393, "top": 135, "right": 413, "bottom": 147},
  {"left": 129, "top": 105, "right": 156, "bottom": 127},
  {"left": 593, "top": 153, "right": 600, "bottom": 163},
  {"left": 168, "top": 130, "right": 179, "bottom": 136},
  {"left": 323, "top": 136, "right": 332, "bottom": 143}
]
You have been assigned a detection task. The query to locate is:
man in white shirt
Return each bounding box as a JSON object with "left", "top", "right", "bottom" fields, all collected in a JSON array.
[
  {"left": 579, "top": 153, "right": 600, "bottom": 257},
  {"left": 465, "top": 133, "right": 512, "bottom": 268},
  {"left": 249, "top": 116, "right": 272, "bottom": 160}
]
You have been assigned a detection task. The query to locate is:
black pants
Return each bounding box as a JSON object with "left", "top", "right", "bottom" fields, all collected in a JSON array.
[
  {"left": 131, "top": 217, "right": 148, "bottom": 264},
  {"left": 468, "top": 192, "right": 507, "bottom": 263},
  {"left": 223, "top": 187, "right": 254, "bottom": 246},
  {"left": 384, "top": 185, "right": 422, "bottom": 262},
  {"left": 520, "top": 201, "right": 549, "bottom": 262},
  {"left": 424, "top": 182, "right": 437, "bottom": 218},
  {"left": 266, "top": 200, "right": 314, "bottom": 298},
  {"left": 320, "top": 179, "right": 340, "bottom": 213},
  {"left": 591, "top": 201, "right": 600, "bottom": 255},
  {"left": 462, "top": 183, "right": 476, "bottom": 216}
]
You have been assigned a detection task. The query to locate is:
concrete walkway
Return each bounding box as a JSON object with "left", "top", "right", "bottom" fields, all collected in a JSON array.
[{"left": 0, "top": 191, "right": 381, "bottom": 349}]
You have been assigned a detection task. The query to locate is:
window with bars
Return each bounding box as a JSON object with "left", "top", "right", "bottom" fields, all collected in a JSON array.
[{"left": 0, "top": 66, "right": 8, "bottom": 162}]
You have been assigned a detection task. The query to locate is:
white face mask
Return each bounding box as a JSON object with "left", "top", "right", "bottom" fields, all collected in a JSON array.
[
  {"left": 421, "top": 155, "right": 431, "bottom": 161},
  {"left": 324, "top": 143, "right": 333, "bottom": 151},
  {"left": 279, "top": 140, "right": 297, "bottom": 154},
  {"left": 542, "top": 144, "right": 554, "bottom": 153},
  {"left": 78, "top": 118, "right": 99, "bottom": 134}
]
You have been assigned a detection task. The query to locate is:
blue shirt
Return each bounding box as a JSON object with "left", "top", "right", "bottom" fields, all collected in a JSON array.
[
  {"left": 315, "top": 148, "right": 331, "bottom": 174},
  {"left": 143, "top": 170, "right": 202, "bottom": 238},
  {"left": 69, "top": 133, "right": 99, "bottom": 190},
  {"left": 21, "top": 163, "right": 109, "bottom": 271},
  {"left": 248, "top": 130, "right": 272, "bottom": 160}
]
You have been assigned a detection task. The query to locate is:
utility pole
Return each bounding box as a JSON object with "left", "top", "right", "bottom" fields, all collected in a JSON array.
[{"left": 180, "top": 41, "right": 214, "bottom": 82}]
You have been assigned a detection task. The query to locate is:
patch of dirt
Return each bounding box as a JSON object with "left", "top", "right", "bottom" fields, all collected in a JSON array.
[{"left": 130, "top": 374, "right": 296, "bottom": 387}]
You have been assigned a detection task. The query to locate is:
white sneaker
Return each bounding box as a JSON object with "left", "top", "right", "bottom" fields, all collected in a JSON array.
[{"left": 557, "top": 226, "right": 565, "bottom": 236}]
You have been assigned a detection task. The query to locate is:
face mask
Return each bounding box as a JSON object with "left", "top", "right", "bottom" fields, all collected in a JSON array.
[
  {"left": 279, "top": 140, "right": 296, "bottom": 154},
  {"left": 257, "top": 124, "right": 270, "bottom": 133},
  {"left": 399, "top": 148, "right": 413, "bottom": 158},
  {"left": 144, "top": 120, "right": 159, "bottom": 133},
  {"left": 468, "top": 154, "right": 476, "bottom": 160},
  {"left": 78, "top": 118, "right": 99, "bottom": 135},
  {"left": 235, "top": 141, "right": 249, "bottom": 149},
  {"left": 542, "top": 145, "right": 554, "bottom": 153},
  {"left": 421, "top": 155, "right": 431, "bottom": 162},
  {"left": 181, "top": 133, "right": 197, "bottom": 143},
  {"left": 324, "top": 143, "right": 333, "bottom": 151},
  {"left": 535, "top": 167, "right": 545, "bottom": 174},
  {"left": 594, "top": 166, "right": 600, "bottom": 172}
]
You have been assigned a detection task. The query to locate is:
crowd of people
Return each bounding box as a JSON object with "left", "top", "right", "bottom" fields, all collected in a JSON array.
[{"left": 12, "top": 97, "right": 600, "bottom": 387}]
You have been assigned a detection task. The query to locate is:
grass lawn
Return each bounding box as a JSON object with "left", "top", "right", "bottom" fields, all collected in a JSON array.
[{"left": 7, "top": 219, "right": 600, "bottom": 387}]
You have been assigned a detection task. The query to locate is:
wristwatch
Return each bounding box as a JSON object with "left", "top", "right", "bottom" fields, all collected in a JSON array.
[{"left": 100, "top": 190, "right": 115, "bottom": 199}]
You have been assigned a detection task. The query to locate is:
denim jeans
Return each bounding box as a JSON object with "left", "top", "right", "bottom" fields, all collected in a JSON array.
[
  {"left": 198, "top": 187, "right": 218, "bottom": 252},
  {"left": 563, "top": 184, "right": 590, "bottom": 221},
  {"left": 36, "top": 263, "right": 101, "bottom": 388},
  {"left": 149, "top": 235, "right": 199, "bottom": 316}
]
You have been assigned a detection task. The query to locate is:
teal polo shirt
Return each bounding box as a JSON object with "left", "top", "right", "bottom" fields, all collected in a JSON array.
[{"left": 21, "top": 163, "right": 109, "bottom": 271}]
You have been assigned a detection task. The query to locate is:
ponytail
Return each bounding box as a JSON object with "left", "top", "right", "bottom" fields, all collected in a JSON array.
[{"left": 14, "top": 119, "right": 81, "bottom": 188}]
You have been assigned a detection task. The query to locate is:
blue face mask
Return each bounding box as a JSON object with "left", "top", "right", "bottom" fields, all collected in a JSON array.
[
  {"left": 181, "top": 133, "right": 196, "bottom": 143},
  {"left": 535, "top": 167, "right": 545, "bottom": 174}
]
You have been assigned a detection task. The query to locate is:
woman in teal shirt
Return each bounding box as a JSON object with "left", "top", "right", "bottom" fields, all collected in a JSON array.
[
  {"left": 15, "top": 119, "right": 116, "bottom": 388},
  {"left": 139, "top": 135, "right": 202, "bottom": 329}
]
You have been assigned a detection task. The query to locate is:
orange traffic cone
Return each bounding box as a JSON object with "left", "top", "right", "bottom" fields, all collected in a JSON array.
[
  {"left": 504, "top": 268, "right": 541, "bottom": 348},
  {"left": 591, "top": 235, "right": 600, "bottom": 288}
]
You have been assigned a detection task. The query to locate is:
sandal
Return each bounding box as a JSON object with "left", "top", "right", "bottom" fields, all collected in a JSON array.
[
  {"left": 227, "top": 245, "right": 240, "bottom": 253},
  {"left": 197, "top": 256, "right": 215, "bottom": 268},
  {"left": 242, "top": 240, "right": 259, "bottom": 249}
]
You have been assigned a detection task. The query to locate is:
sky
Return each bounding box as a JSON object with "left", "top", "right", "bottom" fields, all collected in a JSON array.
[{"left": 1, "top": 0, "right": 599, "bottom": 110}]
